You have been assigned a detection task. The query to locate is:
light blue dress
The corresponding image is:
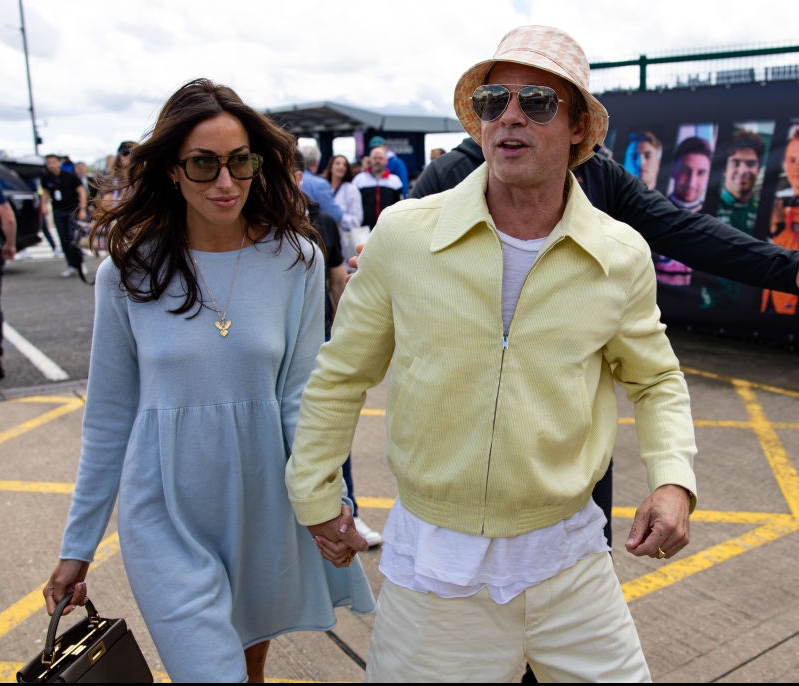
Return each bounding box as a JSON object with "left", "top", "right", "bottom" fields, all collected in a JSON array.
[{"left": 60, "top": 236, "right": 375, "bottom": 682}]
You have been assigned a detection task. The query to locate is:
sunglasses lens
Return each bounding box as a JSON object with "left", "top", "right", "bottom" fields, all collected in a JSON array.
[
  {"left": 472, "top": 85, "right": 561, "bottom": 124},
  {"left": 518, "top": 87, "right": 560, "bottom": 124},
  {"left": 119, "top": 147, "right": 131, "bottom": 157},
  {"left": 181, "top": 154, "right": 262, "bottom": 182},
  {"left": 227, "top": 154, "right": 260, "bottom": 180},
  {"left": 185, "top": 156, "right": 220, "bottom": 181},
  {"left": 472, "top": 85, "right": 511, "bottom": 122}
]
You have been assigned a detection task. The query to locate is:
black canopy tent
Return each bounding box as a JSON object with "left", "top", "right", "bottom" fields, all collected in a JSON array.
[{"left": 263, "top": 101, "right": 464, "bottom": 178}]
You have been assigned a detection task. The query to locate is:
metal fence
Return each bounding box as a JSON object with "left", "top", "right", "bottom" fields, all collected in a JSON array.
[{"left": 590, "top": 43, "right": 799, "bottom": 94}]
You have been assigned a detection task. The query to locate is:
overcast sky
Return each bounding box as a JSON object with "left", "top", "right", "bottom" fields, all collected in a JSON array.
[{"left": 1, "top": 0, "right": 797, "bottom": 166}]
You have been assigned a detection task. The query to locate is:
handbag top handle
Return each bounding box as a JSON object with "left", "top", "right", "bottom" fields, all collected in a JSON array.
[{"left": 42, "top": 595, "right": 100, "bottom": 666}]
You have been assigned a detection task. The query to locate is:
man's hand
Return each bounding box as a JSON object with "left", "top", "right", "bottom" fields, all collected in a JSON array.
[
  {"left": 345, "top": 242, "right": 365, "bottom": 278},
  {"left": 307, "top": 504, "right": 369, "bottom": 567},
  {"left": 625, "top": 484, "right": 691, "bottom": 559}
]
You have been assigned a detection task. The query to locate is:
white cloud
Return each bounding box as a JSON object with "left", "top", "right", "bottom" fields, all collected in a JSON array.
[{"left": 1, "top": 0, "right": 796, "bottom": 164}]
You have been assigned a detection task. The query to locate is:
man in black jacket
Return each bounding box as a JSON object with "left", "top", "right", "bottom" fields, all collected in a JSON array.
[
  {"left": 410, "top": 135, "right": 799, "bottom": 684},
  {"left": 412, "top": 136, "right": 799, "bottom": 295}
]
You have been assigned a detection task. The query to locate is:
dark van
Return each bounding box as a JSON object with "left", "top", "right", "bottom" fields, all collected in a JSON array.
[{"left": 0, "top": 161, "right": 41, "bottom": 252}]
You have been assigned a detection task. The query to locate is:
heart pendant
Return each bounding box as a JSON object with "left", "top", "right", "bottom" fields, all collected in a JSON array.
[{"left": 215, "top": 319, "right": 231, "bottom": 337}]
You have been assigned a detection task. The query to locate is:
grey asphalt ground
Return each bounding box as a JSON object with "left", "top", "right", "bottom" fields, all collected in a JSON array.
[{"left": 3, "top": 296, "right": 799, "bottom": 681}]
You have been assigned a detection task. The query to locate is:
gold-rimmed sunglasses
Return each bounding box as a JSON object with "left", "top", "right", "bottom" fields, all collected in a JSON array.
[{"left": 472, "top": 84, "right": 564, "bottom": 125}]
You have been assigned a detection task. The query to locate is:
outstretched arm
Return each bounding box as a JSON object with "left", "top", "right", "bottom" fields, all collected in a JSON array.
[{"left": 582, "top": 154, "right": 799, "bottom": 294}]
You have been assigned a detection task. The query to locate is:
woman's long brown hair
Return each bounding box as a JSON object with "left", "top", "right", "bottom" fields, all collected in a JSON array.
[{"left": 91, "top": 77, "right": 317, "bottom": 316}]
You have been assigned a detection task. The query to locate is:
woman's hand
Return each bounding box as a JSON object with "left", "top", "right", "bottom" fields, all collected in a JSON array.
[{"left": 43, "top": 559, "right": 91, "bottom": 615}]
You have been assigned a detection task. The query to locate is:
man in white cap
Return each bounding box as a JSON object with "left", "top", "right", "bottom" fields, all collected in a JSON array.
[{"left": 286, "top": 25, "right": 696, "bottom": 682}]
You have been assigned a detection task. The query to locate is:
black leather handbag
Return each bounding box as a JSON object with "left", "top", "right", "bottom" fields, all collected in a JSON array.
[{"left": 16, "top": 594, "right": 153, "bottom": 683}]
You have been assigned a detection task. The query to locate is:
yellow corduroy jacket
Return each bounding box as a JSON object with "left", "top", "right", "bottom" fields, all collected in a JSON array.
[{"left": 286, "top": 163, "right": 697, "bottom": 538}]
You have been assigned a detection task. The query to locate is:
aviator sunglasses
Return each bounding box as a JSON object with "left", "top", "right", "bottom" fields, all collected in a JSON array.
[
  {"left": 472, "top": 84, "right": 565, "bottom": 125},
  {"left": 176, "top": 153, "right": 263, "bottom": 182}
]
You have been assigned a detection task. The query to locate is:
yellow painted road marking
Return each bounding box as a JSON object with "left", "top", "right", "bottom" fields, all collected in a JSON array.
[
  {"left": 0, "top": 480, "right": 73, "bottom": 493},
  {"left": 0, "top": 534, "right": 121, "bottom": 637},
  {"left": 0, "top": 396, "right": 84, "bottom": 445},
  {"left": 622, "top": 516, "right": 799, "bottom": 601},
  {"left": 734, "top": 379, "right": 799, "bottom": 516}
]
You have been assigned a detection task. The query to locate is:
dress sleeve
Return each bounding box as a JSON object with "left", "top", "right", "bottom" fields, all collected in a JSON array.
[{"left": 60, "top": 259, "right": 140, "bottom": 560}]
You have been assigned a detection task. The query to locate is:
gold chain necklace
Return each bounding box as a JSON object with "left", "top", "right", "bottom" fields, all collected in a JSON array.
[{"left": 191, "top": 232, "right": 247, "bottom": 337}]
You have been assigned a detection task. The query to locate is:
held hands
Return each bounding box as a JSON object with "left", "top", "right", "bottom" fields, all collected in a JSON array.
[
  {"left": 308, "top": 504, "right": 369, "bottom": 567},
  {"left": 624, "top": 484, "right": 691, "bottom": 560}
]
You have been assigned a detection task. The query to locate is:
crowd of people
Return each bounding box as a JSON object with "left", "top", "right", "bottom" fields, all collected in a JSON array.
[
  {"left": 13, "top": 132, "right": 445, "bottom": 286},
  {"left": 6, "top": 19, "right": 798, "bottom": 686},
  {"left": 14, "top": 143, "right": 138, "bottom": 279},
  {"left": 1, "top": 143, "right": 138, "bottom": 380}
]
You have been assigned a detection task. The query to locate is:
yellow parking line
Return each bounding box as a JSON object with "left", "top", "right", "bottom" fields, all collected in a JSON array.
[
  {"left": 0, "top": 480, "right": 73, "bottom": 493},
  {"left": 734, "top": 380, "right": 799, "bottom": 516},
  {"left": 683, "top": 366, "right": 799, "bottom": 398},
  {"left": 0, "top": 533, "right": 120, "bottom": 637},
  {"left": 0, "top": 396, "right": 84, "bottom": 444},
  {"left": 623, "top": 516, "right": 799, "bottom": 602}
]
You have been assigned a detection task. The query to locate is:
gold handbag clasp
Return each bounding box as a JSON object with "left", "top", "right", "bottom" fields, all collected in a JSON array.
[{"left": 87, "top": 641, "right": 106, "bottom": 665}]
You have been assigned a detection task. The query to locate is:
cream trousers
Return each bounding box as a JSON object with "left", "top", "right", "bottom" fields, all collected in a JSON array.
[{"left": 365, "top": 552, "right": 651, "bottom": 683}]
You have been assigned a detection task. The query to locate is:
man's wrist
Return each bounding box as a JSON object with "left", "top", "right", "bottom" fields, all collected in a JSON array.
[
  {"left": 660, "top": 483, "right": 695, "bottom": 511},
  {"left": 680, "top": 485, "right": 696, "bottom": 512}
]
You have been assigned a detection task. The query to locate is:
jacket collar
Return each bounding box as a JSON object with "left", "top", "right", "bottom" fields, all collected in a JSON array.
[{"left": 431, "top": 163, "right": 611, "bottom": 276}]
